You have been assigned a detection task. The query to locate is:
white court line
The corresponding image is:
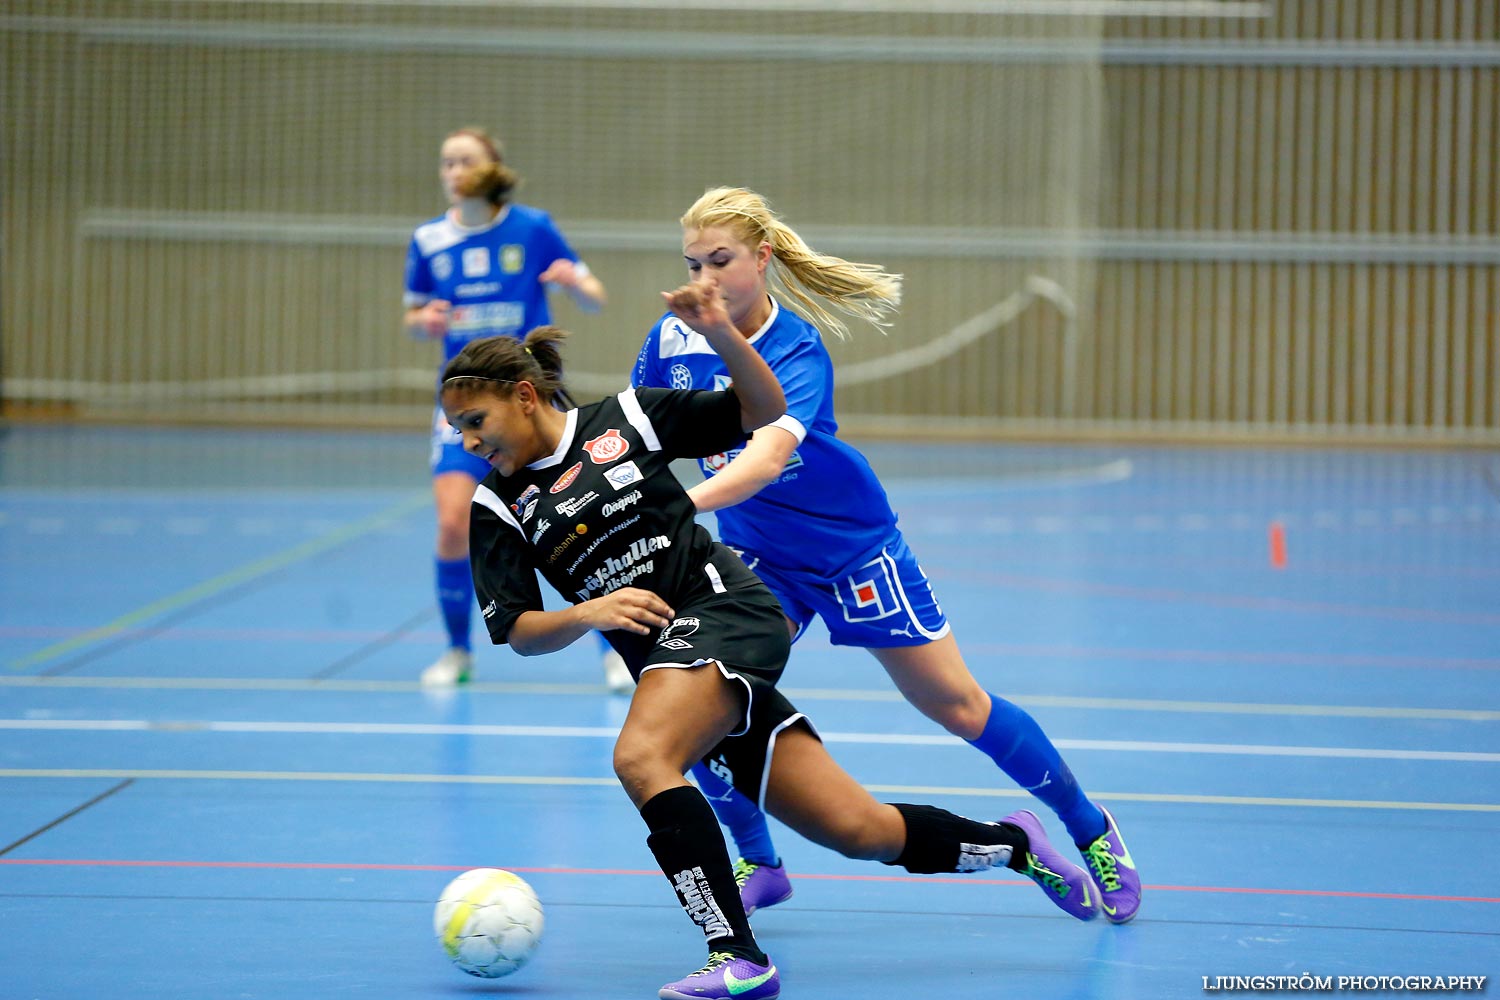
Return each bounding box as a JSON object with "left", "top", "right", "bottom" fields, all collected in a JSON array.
[
  {"left": 1, "top": 718, "right": 1496, "bottom": 763},
  {"left": 1, "top": 675, "right": 1494, "bottom": 722},
  {"left": 0, "top": 767, "right": 1489, "bottom": 813}
]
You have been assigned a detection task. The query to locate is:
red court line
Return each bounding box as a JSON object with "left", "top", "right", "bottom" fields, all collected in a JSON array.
[{"left": 2, "top": 859, "right": 1495, "bottom": 904}]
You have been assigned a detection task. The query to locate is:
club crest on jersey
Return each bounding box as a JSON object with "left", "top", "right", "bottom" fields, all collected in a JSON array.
[
  {"left": 583, "top": 428, "right": 630, "bottom": 464},
  {"left": 550, "top": 462, "right": 583, "bottom": 493},
  {"left": 605, "top": 461, "right": 642, "bottom": 489},
  {"left": 669, "top": 363, "right": 693, "bottom": 389},
  {"left": 431, "top": 253, "right": 453, "bottom": 281},
  {"left": 500, "top": 244, "right": 524, "bottom": 274}
]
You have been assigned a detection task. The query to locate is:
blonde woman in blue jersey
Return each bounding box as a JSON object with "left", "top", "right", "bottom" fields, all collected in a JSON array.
[
  {"left": 631, "top": 186, "right": 1142, "bottom": 924},
  {"left": 404, "top": 126, "right": 629, "bottom": 691}
]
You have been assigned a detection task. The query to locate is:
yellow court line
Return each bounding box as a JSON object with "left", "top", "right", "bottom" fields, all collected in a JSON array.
[
  {"left": 0, "top": 768, "right": 1494, "bottom": 812},
  {"left": 7, "top": 492, "right": 431, "bottom": 672}
]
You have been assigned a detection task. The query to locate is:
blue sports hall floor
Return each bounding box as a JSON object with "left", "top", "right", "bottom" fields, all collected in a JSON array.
[{"left": 1, "top": 423, "right": 1496, "bottom": 999}]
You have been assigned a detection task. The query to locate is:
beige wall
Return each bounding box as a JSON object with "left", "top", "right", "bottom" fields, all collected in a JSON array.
[{"left": 3, "top": 1, "right": 1496, "bottom": 440}]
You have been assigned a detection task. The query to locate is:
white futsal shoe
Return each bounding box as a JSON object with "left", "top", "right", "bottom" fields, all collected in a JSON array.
[
  {"left": 420, "top": 648, "right": 474, "bottom": 686},
  {"left": 601, "top": 648, "right": 634, "bottom": 694}
]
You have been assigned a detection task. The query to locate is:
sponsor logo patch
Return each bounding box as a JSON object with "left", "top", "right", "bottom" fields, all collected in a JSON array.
[
  {"left": 554, "top": 491, "right": 599, "bottom": 518},
  {"left": 461, "top": 246, "right": 490, "bottom": 278},
  {"left": 546, "top": 527, "right": 582, "bottom": 565},
  {"left": 575, "top": 535, "right": 671, "bottom": 599},
  {"left": 449, "top": 301, "right": 524, "bottom": 335},
  {"left": 550, "top": 462, "right": 583, "bottom": 493},
  {"left": 511, "top": 484, "right": 540, "bottom": 516},
  {"left": 702, "top": 448, "right": 802, "bottom": 476},
  {"left": 602, "top": 490, "right": 643, "bottom": 518},
  {"left": 604, "top": 461, "right": 642, "bottom": 489}
]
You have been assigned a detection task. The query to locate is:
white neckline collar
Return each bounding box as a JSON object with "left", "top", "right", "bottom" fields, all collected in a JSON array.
[
  {"left": 745, "top": 296, "right": 779, "bottom": 345},
  {"left": 526, "top": 408, "right": 577, "bottom": 470}
]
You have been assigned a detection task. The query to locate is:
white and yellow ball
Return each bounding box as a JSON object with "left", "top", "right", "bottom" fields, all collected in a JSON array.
[{"left": 434, "top": 868, "right": 544, "bottom": 978}]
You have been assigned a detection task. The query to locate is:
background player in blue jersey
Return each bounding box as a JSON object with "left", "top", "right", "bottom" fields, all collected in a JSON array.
[
  {"left": 631, "top": 187, "right": 1142, "bottom": 924},
  {"left": 403, "top": 126, "right": 629, "bottom": 690},
  {"left": 447, "top": 305, "right": 1099, "bottom": 1000}
]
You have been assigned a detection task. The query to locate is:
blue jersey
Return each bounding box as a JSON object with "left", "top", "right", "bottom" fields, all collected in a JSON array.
[
  {"left": 630, "top": 298, "right": 898, "bottom": 580},
  {"left": 404, "top": 203, "right": 579, "bottom": 365}
]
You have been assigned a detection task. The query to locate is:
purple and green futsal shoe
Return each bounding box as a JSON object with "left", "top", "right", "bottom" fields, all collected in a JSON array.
[{"left": 1003, "top": 809, "right": 1101, "bottom": 921}]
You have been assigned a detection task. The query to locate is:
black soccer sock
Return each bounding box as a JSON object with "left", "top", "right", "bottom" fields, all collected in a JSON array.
[
  {"left": 885, "top": 802, "right": 1030, "bottom": 875},
  {"left": 641, "top": 784, "right": 766, "bottom": 964}
]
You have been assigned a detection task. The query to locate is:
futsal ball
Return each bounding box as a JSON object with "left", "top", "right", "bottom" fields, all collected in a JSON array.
[{"left": 434, "top": 868, "right": 544, "bottom": 978}]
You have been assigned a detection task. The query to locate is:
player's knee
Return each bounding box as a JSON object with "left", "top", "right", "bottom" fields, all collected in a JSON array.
[
  {"left": 435, "top": 510, "right": 469, "bottom": 551},
  {"left": 612, "top": 735, "right": 671, "bottom": 799},
  {"left": 940, "top": 699, "right": 992, "bottom": 741},
  {"left": 914, "top": 686, "right": 991, "bottom": 742},
  {"left": 611, "top": 738, "right": 647, "bottom": 787}
]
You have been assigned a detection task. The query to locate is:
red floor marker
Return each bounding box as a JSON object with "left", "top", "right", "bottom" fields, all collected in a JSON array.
[{"left": 1268, "top": 520, "right": 1287, "bottom": 569}]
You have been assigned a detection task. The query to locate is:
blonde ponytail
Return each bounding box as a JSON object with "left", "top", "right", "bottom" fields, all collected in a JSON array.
[{"left": 681, "top": 187, "right": 902, "bottom": 341}]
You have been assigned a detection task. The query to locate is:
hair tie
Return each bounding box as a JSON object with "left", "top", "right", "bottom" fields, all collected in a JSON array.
[{"left": 524, "top": 346, "right": 533, "bottom": 356}]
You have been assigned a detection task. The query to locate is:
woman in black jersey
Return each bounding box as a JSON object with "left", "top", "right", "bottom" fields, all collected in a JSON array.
[{"left": 442, "top": 282, "right": 1100, "bottom": 1000}]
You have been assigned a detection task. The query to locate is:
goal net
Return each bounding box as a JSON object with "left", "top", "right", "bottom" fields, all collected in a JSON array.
[{"left": 4, "top": 0, "right": 1113, "bottom": 429}]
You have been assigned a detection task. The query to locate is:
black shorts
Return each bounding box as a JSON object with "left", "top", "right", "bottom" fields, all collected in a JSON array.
[
  {"left": 614, "top": 580, "right": 814, "bottom": 804},
  {"left": 699, "top": 685, "right": 820, "bottom": 811},
  {"left": 612, "top": 583, "right": 791, "bottom": 729}
]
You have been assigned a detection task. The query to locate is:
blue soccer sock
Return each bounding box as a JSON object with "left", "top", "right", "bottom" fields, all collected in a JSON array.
[
  {"left": 435, "top": 556, "right": 473, "bottom": 652},
  {"left": 690, "top": 761, "right": 779, "bottom": 866},
  {"left": 967, "top": 693, "right": 1106, "bottom": 847}
]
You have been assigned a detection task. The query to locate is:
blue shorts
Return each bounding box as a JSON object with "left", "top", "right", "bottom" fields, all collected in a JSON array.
[
  {"left": 729, "top": 531, "right": 950, "bottom": 649},
  {"left": 429, "top": 404, "right": 492, "bottom": 479}
]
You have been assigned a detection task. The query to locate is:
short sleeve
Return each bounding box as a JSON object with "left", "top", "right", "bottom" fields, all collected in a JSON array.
[
  {"left": 536, "top": 213, "right": 579, "bottom": 271},
  {"left": 469, "top": 491, "right": 546, "bottom": 645},
  {"left": 628, "top": 387, "right": 747, "bottom": 460},
  {"left": 403, "top": 236, "right": 434, "bottom": 307},
  {"left": 768, "top": 337, "right": 829, "bottom": 443},
  {"left": 630, "top": 323, "right": 663, "bottom": 389}
]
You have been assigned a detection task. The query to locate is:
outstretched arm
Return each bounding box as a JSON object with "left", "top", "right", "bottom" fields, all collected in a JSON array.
[
  {"left": 662, "top": 282, "right": 784, "bottom": 432},
  {"left": 687, "top": 425, "right": 799, "bottom": 513},
  {"left": 539, "top": 259, "right": 607, "bottom": 313}
]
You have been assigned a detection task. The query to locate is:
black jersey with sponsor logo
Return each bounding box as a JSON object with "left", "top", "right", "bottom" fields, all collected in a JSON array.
[{"left": 469, "top": 387, "right": 769, "bottom": 647}]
